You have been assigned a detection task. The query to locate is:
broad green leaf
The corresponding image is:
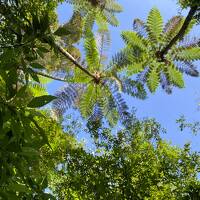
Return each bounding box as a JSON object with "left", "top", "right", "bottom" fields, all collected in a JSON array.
[
  {"left": 30, "top": 63, "right": 45, "bottom": 69},
  {"left": 28, "top": 95, "right": 57, "bottom": 108}
]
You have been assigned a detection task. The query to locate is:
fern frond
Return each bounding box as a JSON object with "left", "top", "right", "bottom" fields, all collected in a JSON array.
[
  {"left": 104, "top": 0, "right": 123, "bottom": 13},
  {"left": 147, "top": 68, "right": 160, "bottom": 92},
  {"left": 79, "top": 84, "right": 96, "bottom": 118},
  {"left": 96, "top": 29, "right": 111, "bottom": 67},
  {"left": 163, "top": 16, "right": 184, "bottom": 43},
  {"left": 67, "top": 67, "right": 92, "bottom": 83},
  {"left": 101, "top": 10, "right": 119, "bottom": 26},
  {"left": 167, "top": 65, "right": 184, "bottom": 88},
  {"left": 108, "top": 80, "right": 130, "bottom": 123},
  {"left": 133, "top": 18, "right": 147, "bottom": 38},
  {"left": 84, "top": 31, "right": 100, "bottom": 70},
  {"left": 121, "top": 31, "right": 146, "bottom": 50},
  {"left": 52, "top": 84, "right": 79, "bottom": 116},
  {"left": 178, "top": 36, "right": 200, "bottom": 48},
  {"left": 126, "top": 62, "right": 145, "bottom": 75},
  {"left": 175, "top": 61, "right": 199, "bottom": 77},
  {"left": 175, "top": 47, "right": 200, "bottom": 61},
  {"left": 108, "top": 49, "right": 130, "bottom": 72},
  {"left": 112, "top": 90, "right": 129, "bottom": 122},
  {"left": 122, "top": 78, "right": 147, "bottom": 99},
  {"left": 83, "top": 12, "right": 96, "bottom": 35},
  {"left": 136, "top": 67, "right": 149, "bottom": 83},
  {"left": 160, "top": 72, "right": 172, "bottom": 94},
  {"left": 147, "top": 7, "right": 163, "bottom": 42}
]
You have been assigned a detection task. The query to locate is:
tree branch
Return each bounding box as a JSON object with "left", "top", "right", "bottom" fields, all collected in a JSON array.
[
  {"left": 34, "top": 71, "right": 67, "bottom": 82},
  {"left": 55, "top": 43, "right": 97, "bottom": 80},
  {"left": 160, "top": 6, "right": 198, "bottom": 57}
]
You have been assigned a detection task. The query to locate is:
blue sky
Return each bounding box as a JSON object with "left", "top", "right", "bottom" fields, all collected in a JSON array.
[{"left": 50, "top": 0, "right": 200, "bottom": 150}]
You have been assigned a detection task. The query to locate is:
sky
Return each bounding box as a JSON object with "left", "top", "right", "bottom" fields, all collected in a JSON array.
[{"left": 50, "top": 0, "right": 200, "bottom": 151}]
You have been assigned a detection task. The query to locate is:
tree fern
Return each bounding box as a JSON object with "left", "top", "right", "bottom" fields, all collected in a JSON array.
[{"left": 113, "top": 7, "right": 200, "bottom": 93}]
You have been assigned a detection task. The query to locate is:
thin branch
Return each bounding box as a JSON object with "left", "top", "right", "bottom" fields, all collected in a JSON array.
[
  {"left": 34, "top": 71, "right": 67, "bottom": 82},
  {"left": 160, "top": 6, "right": 198, "bottom": 57},
  {"left": 55, "top": 43, "right": 97, "bottom": 80}
]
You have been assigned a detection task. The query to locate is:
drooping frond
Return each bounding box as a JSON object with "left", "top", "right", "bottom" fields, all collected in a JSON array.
[
  {"left": 82, "top": 12, "right": 96, "bottom": 35},
  {"left": 136, "top": 67, "right": 149, "bottom": 84},
  {"left": 52, "top": 84, "right": 80, "bottom": 116},
  {"left": 175, "top": 61, "right": 199, "bottom": 77},
  {"left": 147, "top": 68, "right": 160, "bottom": 93},
  {"left": 122, "top": 78, "right": 147, "bottom": 99},
  {"left": 175, "top": 47, "right": 200, "bottom": 61},
  {"left": 108, "top": 80, "right": 130, "bottom": 123},
  {"left": 108, "top": 48, "right": 132, "bottom": 72},
  {"left": 178, "top": 36, "right": 200, "bottom": 48},
  {"left": 167, "top": 65, "right": 184, "bottom": 88},
  {"left": 147, "top": 7, "right": 163, "bottom": 42},
  {"left": 163, "top": 16, "right": 184, "bottom": 43},
  {"left": 133, "top": 18, "right": 147, "bottom": 38},
  {"left": 160, "top": 72, "right": 172, "bottom": 94},
  {"left": 79, "top": 84, "right": 96, "bottom": 118}
]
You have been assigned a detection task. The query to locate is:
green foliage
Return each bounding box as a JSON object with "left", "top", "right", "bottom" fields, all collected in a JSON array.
[
  {"left": 147, "top": 7, "right": 163, "bottom": 42},
  {"left": 113, "top": 8, "right": 200, "bottom": 93},
  {"left": 28, "top": 95, "right": 57, "bottom": 108},
  {"left": 0, "top": 0, "right": 200, "bottom": 199},
  {"left": 48, "top": 116, "right": 200, "bottom": 199}
]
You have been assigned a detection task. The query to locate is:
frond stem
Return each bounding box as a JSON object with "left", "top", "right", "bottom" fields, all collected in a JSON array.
[
  {"left": 34, "top": 71, "right": 67, "bottom": 82},
  {"left": 55, "top": 43, "right": 98, "bottom": 81}
]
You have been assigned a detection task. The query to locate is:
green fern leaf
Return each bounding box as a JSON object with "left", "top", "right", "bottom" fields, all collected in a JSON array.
[
  {"left": 175, "top": 47, "right": 200, "bottom": 61},
  {"left": 126, "top": 62, "right": 144, "bottom": 75},
  {"left": 147, "top": 68, "right": 159, "bottom": 92},
  {"left": 84, "top": 32, "right": 100, "bottom": 70},
  {"left": 147, "top": 7, "right": 163, "bottom": 42},
  {"left": 79, "top": 85, "right": 96, "bottom": 118},
  {"left": 167, "top": 66, "right": 184, "bottom": 88},
  {"left": 121, "top": 31, "right": 146, "bottom": 50}
]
